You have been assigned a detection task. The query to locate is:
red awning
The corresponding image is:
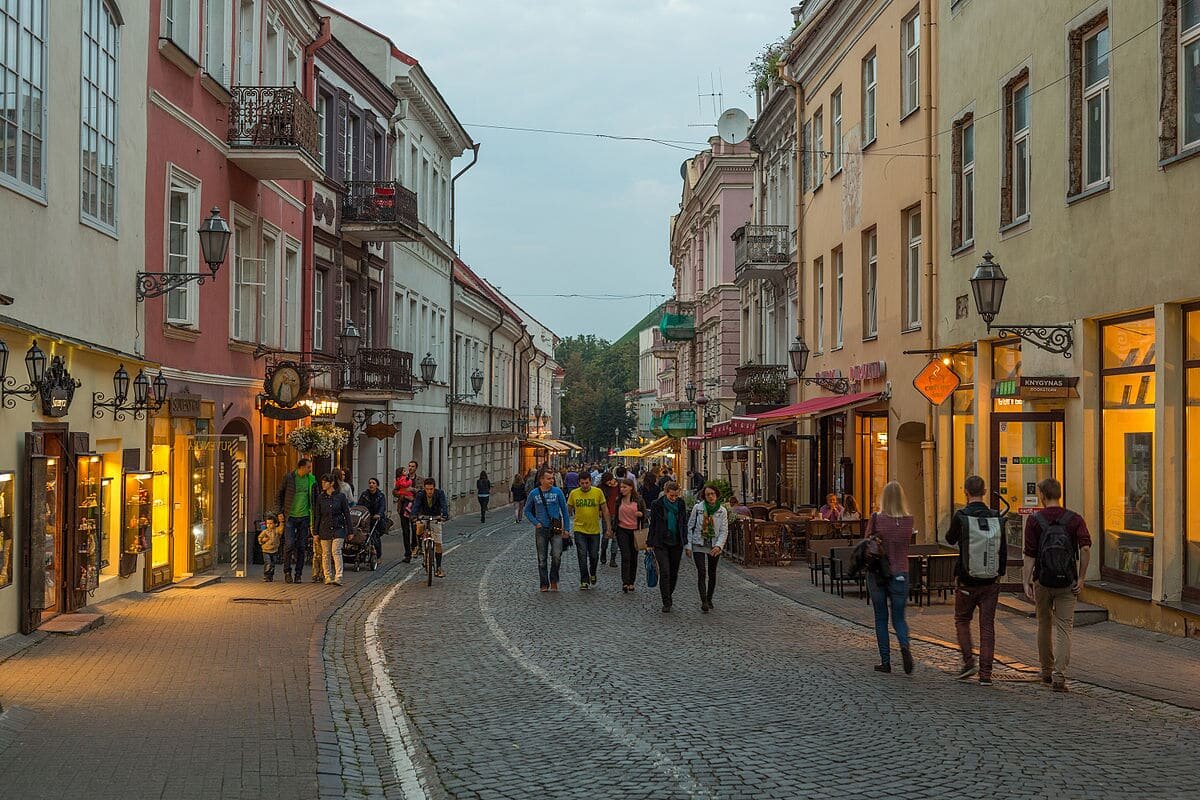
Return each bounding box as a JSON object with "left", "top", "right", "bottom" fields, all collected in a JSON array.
[
  {"left": 705, "top": 416, "right": 759, "bottom": 438},
  {"left": 753, "top": 392, "right": 882, "bottom": 423}
]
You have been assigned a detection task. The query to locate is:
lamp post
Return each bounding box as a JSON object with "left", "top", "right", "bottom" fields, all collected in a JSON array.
[
  {"left": 419, "top": 352, "right": 437, "bottom": 384},
  {"left": 0, "top": 340, "right": 40, "bottom": 408},
  {"left": 93, "top": 365, "right": 169, "bottom": 420},
  {"left": 685, "top": 380, "right": 697, "bottom": 403},
  {"left": 968, "top": 251, "right": 1074, "bottom": 357},
  {"left": 787, "top": 336, "right": 850, "bottom": 394},
  {"left": 137, "top": 207, "right": 231, "bottom": 301},
  {"left": 338, "top": 321, "right": 361, "bottom": 361},
  {"left": 447, "top": 367, "right": 486, "bottom": 406}
]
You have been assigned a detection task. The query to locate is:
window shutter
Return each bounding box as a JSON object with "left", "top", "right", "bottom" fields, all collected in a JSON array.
[
  {"left": 333, "top": 91, "right": 348, "bottom": 184},
  {"left": 353, "top": 109, "right": 367, "bottom": 182},
  {"left": 362, "top": 113, "right": 376, "bottom": 182}
]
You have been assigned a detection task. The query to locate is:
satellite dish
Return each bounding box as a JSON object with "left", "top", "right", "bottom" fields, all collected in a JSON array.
[{"left": 717, "top": 107, "right": 751, "bottom": 144}]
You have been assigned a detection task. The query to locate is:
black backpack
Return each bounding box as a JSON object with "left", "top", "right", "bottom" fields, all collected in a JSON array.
[{"left": 1035, "top": 510, "right": 1078, "bottom": 588}]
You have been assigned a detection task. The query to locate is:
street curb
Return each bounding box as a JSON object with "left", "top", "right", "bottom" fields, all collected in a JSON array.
[{"left": 733, "top": 566, "right": 1200, "bottom": 717}]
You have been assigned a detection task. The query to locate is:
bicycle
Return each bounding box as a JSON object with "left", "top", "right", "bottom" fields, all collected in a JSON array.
[{"left": 414, "top": 515, "right": 445, "bottom": 586}]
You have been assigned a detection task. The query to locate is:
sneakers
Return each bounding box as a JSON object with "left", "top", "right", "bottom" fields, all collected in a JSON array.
[
  {"left": 956, "top": 664, "right": 979, "bottom": 681},
  {"left": 310, "top": 575, "right": 322, "bottom": 583},
  {"left": 874, "top": 663, "right": 892, "bottom": 673},
  {"left": 979, "top": 676, "right": 993, "bottom": 686},
  {"left": 580, "top": 582, "right": 590, "bottom": 590},
  {"left": 1052, "top": 678, "right": 1069, "bottom": 693},
  {"left": 435, "top": 568, "right": 446, "bottom": 579},
  {"left": 283, "top": 573, "right": 293, "bottom": 584},
  {"left": 402, "top": 557, "right": 412, "bottom": 563},
  {"left": 1041, "top": 674, "right": 1054, "bottom": 686},
  {"left": 900, "top": 647, "right": 914, "bottom": 675},
  {"left": 589, "top": 575, "right": 597, "bottom": 586}
]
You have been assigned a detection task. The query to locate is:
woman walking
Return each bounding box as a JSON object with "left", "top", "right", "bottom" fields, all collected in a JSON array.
[
  {"left": 599, "top": 471, "right": 621, "bottom": 567},
  {"left": 686, "top": 484, "right": 729, "bottom": 613},
  {"left": 510, "top": 473, "right": 527, "bottom": 524},
  {"left": 613, "top": 478, "right": 646, "bottom": 593},
  {"left": 867, "top": 481, "right": 915, "bottom": 674},
  {"left": 315, "top": 473, "right": 351, "bottom": 586},
  {"left": 640, "top": 467, "right": 661, "bottom": 507},
  {"left": 477, "top": 471, "right": 491, "bottom": 523},
  {"left": 393, "top": 467, "right": 415, "bottom": 563},
  {"left": 647, "top": 481, "right": 687, "bottom": 612}
]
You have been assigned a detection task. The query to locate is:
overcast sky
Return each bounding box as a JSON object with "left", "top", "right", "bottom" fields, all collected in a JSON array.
[{"left": 335, "top": 1, "right": 789, "bottom": 341}]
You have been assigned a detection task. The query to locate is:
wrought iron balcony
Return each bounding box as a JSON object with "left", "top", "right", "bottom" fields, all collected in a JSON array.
[
  {"left": 227, "top": 86, "right": 323, "bottom": 180},
  {"left": 337, "top": 348, "right": 414, "bottom": 394},
  {"left": 649, "top": 329, "right": 678, "bottom": 359},
  {"left": 341, "top": 181, "right": 421, "bottom": 242},
  {"left": 733, "top": 363, "right": 789, "bottom": 409},
  {"left": 733, "top": 224, "right": 792, "bottom": 285}
]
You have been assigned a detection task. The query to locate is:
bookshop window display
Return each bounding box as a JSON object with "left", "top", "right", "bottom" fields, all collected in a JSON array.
[
  {"left": 1100, "top": 315, "right": 1156, "bottom": 584},
  {"left": 1185, "top": 308, "right": 1200, "bottom": 599}
]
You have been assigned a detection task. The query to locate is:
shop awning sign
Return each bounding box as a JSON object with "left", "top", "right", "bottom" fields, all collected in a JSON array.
[
  {"left": 913, "top": 360, "right": 960, "bottom": 406},
  {"left": 993, "top": 376, "right": 1079, "bottom": 399}
]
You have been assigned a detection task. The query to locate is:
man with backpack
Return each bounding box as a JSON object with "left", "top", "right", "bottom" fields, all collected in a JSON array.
[
  {"left": 945, "top": 475, "right": 1007, "bottom": 685},
  {"left": 1022, "top": 477, "right": 1092, "bottom": 693}
]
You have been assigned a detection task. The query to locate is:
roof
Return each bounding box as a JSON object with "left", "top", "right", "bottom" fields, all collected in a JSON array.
[
  {"left": 613, "top": 301, "right": 666, "bottom": 348},
  {"left": 314, "top": 1, "right": 419, "bottom": 65},
  {"left": 453, "top": 259, "right": 522, "bottom": 320}
]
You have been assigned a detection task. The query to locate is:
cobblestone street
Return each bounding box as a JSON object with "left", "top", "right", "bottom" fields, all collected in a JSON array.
[{"left": 1, "top": 513, "right": 1197, "bottom": 800}]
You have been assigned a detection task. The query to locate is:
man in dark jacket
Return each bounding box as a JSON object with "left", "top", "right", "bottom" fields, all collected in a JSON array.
[
  {"left": 357, "top": 478, "right": 388, "bottom": 560},
  {"left": 275, "top": 458, "right": 316, "bottom": 583},
  {"left": 646, "top": 481, "right": 688, "bottom": 613},
  {"left": 411, "top": 478, "right": 450, "bottom": 578},
  {"left": 945, "top": 475, "right": 1008, "bottom": 685}
]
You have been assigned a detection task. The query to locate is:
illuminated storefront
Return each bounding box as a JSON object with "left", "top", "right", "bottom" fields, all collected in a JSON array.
[{"left": 1186, "top": 307, "right": 1200, "bottom": 603}]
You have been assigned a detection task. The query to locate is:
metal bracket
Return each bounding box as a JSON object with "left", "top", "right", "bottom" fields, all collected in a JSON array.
[
  {"left": 136, "top": 270, "right": 216, "bottom": 302},
  {"left": 990, "top": 324, "right": 1074, "bottom": 358},
  {"left": 351, "top": 409, "right": 400, "bottom": 436},
  {"left": 800, "top": 376, "right": 851, "bottom": 395},
  {"left": 0, "top": 376, "right": 37, "bottom": 409}
]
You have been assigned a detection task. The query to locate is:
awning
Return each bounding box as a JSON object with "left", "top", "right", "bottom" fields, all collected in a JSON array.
[
  {"left": 705, "top": 416, "right": 759, "bottom": 438},
  {"left": 638, "top": 436, "right": 675, "bottom": 457},
  {"left": 615, "top": 447, "right": 644, "bottom": 457},
  {"left": 754, "top": 392, "right": 882, "bottom": 424},
  {"left": 555, "top": 438, "right": 584, "bottom": 451},
  {"left": 525, "top": 438, "right": 570, "bottom": 453}
]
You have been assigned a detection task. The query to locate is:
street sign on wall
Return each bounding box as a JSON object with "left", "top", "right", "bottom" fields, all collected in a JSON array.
[{"left": 913, "top": 360, "right": 961, "bottom": 406}]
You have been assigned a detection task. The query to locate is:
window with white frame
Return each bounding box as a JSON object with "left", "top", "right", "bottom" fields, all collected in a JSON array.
[
  {"left": 1184, "top": 0, "right": 1200, "bottom": 148},
  {"left": 81, "top": 0, "right": 119, "bottom": 231},
  {"left": 259, "top": 230, "right": 279, "bottom": 347},
  {"left": 313, "top": 269, "right": 326, "bottom": 350},
  {"left": 232, "top": 222, "right": 263, "bottom": 342},
  {"left": 1009, "top": 79, "right": 1031, "bottom": 221},
  {"left": 863, "top": 228, "right": 878, "bottom": 338},
  {"left": 236, "top": 0, "right": 254, "bottom": 86},
  {"left": 961, "top": 120, "right": 975, "bottom": 245},
  {"left": 316, "top": 94, "right": 327, "bottom": 168},
  {"left": 802, "top": 119, "right": 813, "bottom": 192},
  {"left": 367, "top": 287, "right": 377, "bottom": 346},
  {"left": 1082, "top": 23, "right": 1110, "bottom": 187},
  {"left": 202, "top": 0, "right": 231, "bottom": 85},
  {"left": 391, "top": 291, "right": 403, "bottom": 349},
  {"left": 282, "top": 242, "right": 300, "bottom": 350},
  {"left": 343, "top": 113, "right": 357, "bottom": 182},
  {"left": 833, "top": 248, "right": 844, "bottom": 348},
  {"left": 814, "top": 257, "right": 825, "bottom": 353},
  {"left": 903, "top": 207, "right": 921, "bottom": 330},
  {"left": 263, "top": 17, "right": 279, "bottom": 85},
  {"left": 0, "top": 0, "right": 46, "bottom": 195},
  {"left": 813, "top": 108, "right": 824, "bottom": 189},
  {"left": 901, "top": 9, "right": 920, "bottom": 116},
  {"left": 831, "top": 88, "right": 843, "bottom": 174},
  {"left": 163, "top": 0, "right": 196, "bottom": 55},
  {"left": 862, "top": 52, "right": 877, "bottom": 145},
  {"left": 165, "top": 172, "right": 200, "bottom": 326}
]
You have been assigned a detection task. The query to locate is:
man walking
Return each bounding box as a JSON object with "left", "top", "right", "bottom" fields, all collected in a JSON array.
[
  {"left": 945, "top": 475, "right": 1007, "bottom": 685},
  {"left": 275, "top": 458, "right": 316, "bottom": 583},
  {"left": 524, "top": 468, "right": 571, "bottom": 592},
  {"left": 1022, "top": 477, "right": 1092, "bottom": 692},
  {"left": 568, "top": 472, "right": 609, "bottom": 589}
]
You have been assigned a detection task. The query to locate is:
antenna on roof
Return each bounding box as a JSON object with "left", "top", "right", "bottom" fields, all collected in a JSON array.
[{"left": 692, "top": 74, "right": 724, "bottom": 128}]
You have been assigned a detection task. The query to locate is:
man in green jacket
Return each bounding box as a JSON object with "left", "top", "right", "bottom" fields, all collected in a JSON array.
[{"left": 275, "top": 458, "right": 317, "bottom": 583}]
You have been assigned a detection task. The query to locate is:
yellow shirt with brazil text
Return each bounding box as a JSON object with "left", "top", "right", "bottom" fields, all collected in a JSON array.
[{"left": 567, "top": 487, "right": 607, "bottom": 534}]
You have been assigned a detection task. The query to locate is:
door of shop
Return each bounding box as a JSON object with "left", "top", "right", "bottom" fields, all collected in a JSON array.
[{"left": 989, "top": 412, "right": 1065, "bottom": 585}]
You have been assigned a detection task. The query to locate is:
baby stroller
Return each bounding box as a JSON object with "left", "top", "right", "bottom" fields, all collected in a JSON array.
[{"left": 344, "top": 505, "right": 380, "bottom": 571}]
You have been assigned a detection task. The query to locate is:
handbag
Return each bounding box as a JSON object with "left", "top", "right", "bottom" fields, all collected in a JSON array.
[
  {"left": 537, "top": 488, "right": 564, "bottom": 532},
  {"left": 644, "top": 551, "right": 658, "bottom": 587}
]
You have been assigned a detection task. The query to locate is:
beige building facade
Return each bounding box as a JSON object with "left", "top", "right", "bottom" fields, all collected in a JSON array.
[{"left": 935, "top": 0, "right": 1200, "bottom": 634}]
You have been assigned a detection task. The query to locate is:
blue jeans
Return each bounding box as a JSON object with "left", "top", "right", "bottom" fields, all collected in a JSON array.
[
  {"left": 262, "top": 551, "right": 277, "bottom": 577},
  {"left": 535, "top": 526, "right": 564, "bottom": 587},
  {"left": 867, "top": 572, "right": 911, "bottom": 665},
  {"left": 575, "top": 532, "right": 601, "bottom": 583},
  {"left": 282, "top": 516, "right": 310, "bottom": 578}
]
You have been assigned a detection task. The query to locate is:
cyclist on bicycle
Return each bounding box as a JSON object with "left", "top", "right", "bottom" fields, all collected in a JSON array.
[{"left": 410, "top": 477, "right": 449, "bottom": 578}]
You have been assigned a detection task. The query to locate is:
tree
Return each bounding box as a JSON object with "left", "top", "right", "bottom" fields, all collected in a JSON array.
[{"left": 557, "top": 335, "right": 637, "bottom": 458}]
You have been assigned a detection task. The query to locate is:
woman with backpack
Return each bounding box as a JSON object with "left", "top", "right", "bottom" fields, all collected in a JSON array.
[
  {"left": 613, "top": 478, "right": 646, "bottom": 593},
  {"left": 477, "top": 471, "right": 491, "bottom": 523},
  {"left": 686, "top": 483, "right": 729, "bottom": 613},
  {"left": 509, "top": 473, "right": 527, "bottom": 524},
  {"left": 865, "top": 481, "right": 915, "bottom": 674}
]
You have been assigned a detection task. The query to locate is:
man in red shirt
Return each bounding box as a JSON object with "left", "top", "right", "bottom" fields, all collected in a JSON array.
[{"left": 1022, "top": 477, "right": 1092, "bottom": 692}]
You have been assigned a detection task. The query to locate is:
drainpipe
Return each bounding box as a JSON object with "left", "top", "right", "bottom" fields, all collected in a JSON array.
[
  {"left": 446, "top": 144, "right": 480, "bottom": 459},
  {"left": 778, "top": 60, "right": 807, "bottom": 504},
  {"left": 302, "top": 17, "right": 332, "bottom": 358},
  {"left": 486, "top": 307, "right": 505, "bottom": 433},
  {"left": 920, "top": 0, "right": 937, "bottom": 542},
  {"left": 450, "top": 144, "right": 481, "bottom": 252}
]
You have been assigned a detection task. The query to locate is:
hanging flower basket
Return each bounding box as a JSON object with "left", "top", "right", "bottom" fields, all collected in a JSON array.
[{"left": 287, "top": 423, "right": 349, "bottom": 456}]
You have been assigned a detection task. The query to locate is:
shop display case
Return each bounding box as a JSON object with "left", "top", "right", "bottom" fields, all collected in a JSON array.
[
  {"left": 120, "top": 472, "right": 153, "bottom": 578},
  {"left": 29, "top": 456, "right": 63, "bottom": 616},
  {"left": 189, "top": 441, "right": 215, "bottom": 573},
  {"left": 0, "top": 471, "right": 13, "bottom": 589},
  {"left": 75, "top": 455, "right": 104, "bottom": 593}
]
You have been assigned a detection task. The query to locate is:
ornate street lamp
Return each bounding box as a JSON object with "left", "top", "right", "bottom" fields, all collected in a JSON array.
[
  {"left": 25, "top": 340, "right": 46, "bottom": 385},
  {"left": 788, "top": 336, "right": 849, "bottom": 394},
  {"left": 137, "top": 207, "right": 232, "bottom": 301},
  {"left": 0, "top": 340, "right": 39, "bottom": 408},
  {"left": 419, "top": 352, "right": 437, "bottom": 384},
  {"left": 470, "top": 368, "right": 484, "bottom": 395},
  {"left": 339, "top": 321, "right": 361, "bottom": 361},
  {"left": 93, "top": 365, "right": 167, "bottom": 421},
  {"left": 112, "top": 365, "right": 131, "bottom": 404},
  {"left": 685, "top": 380, "right": 696, "bottom": 403},
  {"left": 447, "top": 367, "right": 486, "bottom": 406},
  {"left": 153, "top": 372, "right": 169, "bottom": 407},
  {"left": 968, "top": 251, "right": 1074, "bottom": 357}
]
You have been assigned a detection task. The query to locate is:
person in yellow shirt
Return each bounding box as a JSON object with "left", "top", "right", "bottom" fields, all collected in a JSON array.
[{"left": 567, "top": 473, "right": 611, "bottom": 590}]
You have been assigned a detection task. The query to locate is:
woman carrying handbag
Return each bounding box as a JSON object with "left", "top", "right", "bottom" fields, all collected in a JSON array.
[
  {"left": 612, "top": 478, "right": 645, "bottom": 593},
  {"left": 866, "top": 481, "right": 915, "bottom": 674},
  {"left": 686, "top": 484, "right": 729, "bottom": 613}
]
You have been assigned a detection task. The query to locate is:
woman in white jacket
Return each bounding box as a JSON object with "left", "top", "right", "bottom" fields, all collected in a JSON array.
[{"left": 686, "top": 484, "right": 730, "bottom": 613}]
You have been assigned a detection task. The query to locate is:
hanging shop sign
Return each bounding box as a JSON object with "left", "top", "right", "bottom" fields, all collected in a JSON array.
[
  {"left": 168, "top": 390, "right": 203, "bottom": 418},
  {"left": 264, "top": 361, "right": 309, "bottom": 408},
  {"left": 707, "top": 417, "right": 758, "bottom": 437},
  {"left": 849, "top": 361, "right": 887, "bottom": 382},
  {"left": 363, "top": 422, "right": 399, "bottom": 440},
  {"left": 992, "top": 376, "right": 1079, "bottom": 400},
  {"left": 913, "top": 360, "right": 961, "bottom": 406},
  {"left": 38, "top": 356, "right": 81, "bottom": 418},
  {"left": 260, "top": 399, "right": 312, "bottom": 421}
]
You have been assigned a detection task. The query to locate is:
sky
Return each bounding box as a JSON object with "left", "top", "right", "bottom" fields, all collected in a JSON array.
[{"left": 335, "top": 0, "right": 790, "bottom": 341}]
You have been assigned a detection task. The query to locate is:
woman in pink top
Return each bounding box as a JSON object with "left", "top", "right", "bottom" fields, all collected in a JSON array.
[
  {"left": 865, "top": 481, "right": 915, "bottom": 675},
  {"left": 613, "top": 479, "right": 646, "bottom": 593}
]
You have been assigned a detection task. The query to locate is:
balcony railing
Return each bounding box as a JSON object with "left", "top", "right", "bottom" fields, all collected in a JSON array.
[
  {"left": 341, "top": 181, "right": 421, "bottom": 242},
  {"left": 338, "top": 348, "right": 414, "bottom": 393},
  {"left": 649, "top": 329, "right": 678, "bottom": 358},
  {"left": 226, "top": 86, "right": 322, "bottom": 180},
  {"left": 659, "top": 310, "right": 695, "bottom": 342},
  {"left": 733, "top": 224, "right": 791, "bottom": 285},
  {"left": 733, "top": 363, "right": 789, "bottom": 408}
]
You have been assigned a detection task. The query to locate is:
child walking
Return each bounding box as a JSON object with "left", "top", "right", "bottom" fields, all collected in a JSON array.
[{"left": 259, "top": 515, "right": 282, "bottom": 582}]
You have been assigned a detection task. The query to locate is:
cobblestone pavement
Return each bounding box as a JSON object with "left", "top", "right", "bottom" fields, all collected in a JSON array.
[{"left": 349, "top": 522, "right": 1199, "bottom": 800}]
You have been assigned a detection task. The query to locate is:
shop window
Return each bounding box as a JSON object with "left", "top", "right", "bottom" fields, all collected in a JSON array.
[
  {"left": 855, "top": 414, "right": 888, "bottom": 515},
  {"left": 0, "top": 472, "right": 13, "bottom": 588},
  {"left": 992, "top": 341, "right": 1022, "bottom": 411},
  {"left": 1185, "top": 308, "right": 1200, "bottom": 598},
  {"left": 949, "top": 352, "right": 977, "bottom": 513},
  {"left": 1100, "top": 315, "right": 1156, "bottom": 583}
]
